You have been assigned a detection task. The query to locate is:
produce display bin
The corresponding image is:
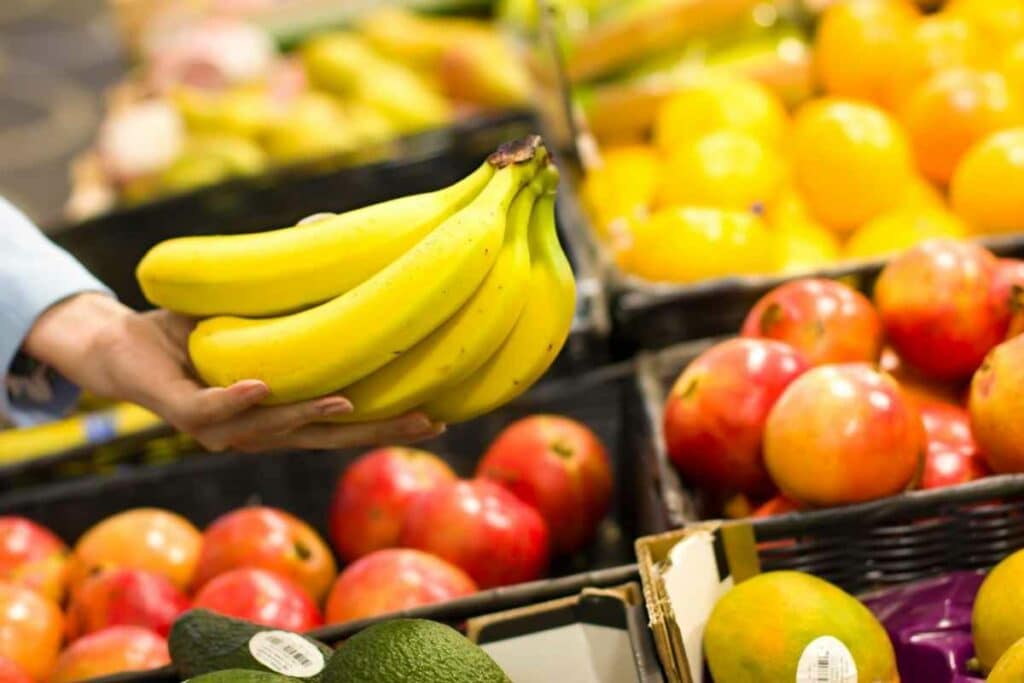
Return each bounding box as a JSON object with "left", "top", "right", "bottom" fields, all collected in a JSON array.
[
  {"left": 53, "top": 111, "right": 610, "bottom": 374},
  {"left": 0, "top": 356, "right": 664, "bottom": 682},
  {"left": 634, "top": 340, "right": 1024, "bottom": 596}
]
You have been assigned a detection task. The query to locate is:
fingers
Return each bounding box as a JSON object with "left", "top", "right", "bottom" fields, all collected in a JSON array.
[
  {"left": 236, "top": 412, "right": 446, "bottom": 452},
  {"left": 162, "top": 379, "right": 270, "bottom": 435},
  {"left": 193, "top": 395, "right": 353, "bottom": 451}
]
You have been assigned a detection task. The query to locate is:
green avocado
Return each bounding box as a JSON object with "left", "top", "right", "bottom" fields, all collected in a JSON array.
[
  {"left": 323, "top": 619, "right": 511, "bottom": 683},
  {"left": 185, "top": 670, "right": 301, "bottom": 682},
  {"left": 170, "top": 609, "right": 332, "bottom": 681}
]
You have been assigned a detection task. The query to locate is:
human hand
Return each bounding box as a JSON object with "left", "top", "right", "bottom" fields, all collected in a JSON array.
[{"left": 23, "top": 294, "right": 445, "bottom": 452}]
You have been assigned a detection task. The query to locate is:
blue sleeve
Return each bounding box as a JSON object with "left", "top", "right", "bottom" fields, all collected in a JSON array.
[{"left": 0, "top": 197, "right": 113, "bottom": 427}]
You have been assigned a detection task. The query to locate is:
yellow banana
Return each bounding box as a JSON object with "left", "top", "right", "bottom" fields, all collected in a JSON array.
[
  {"left": 0, "top": 403, "right": 162, "bottom": 464},
  {"left": 424, "top": 184, "right": 576, "bottom": 424},
  {"left": 136, "top": 159, "right": 494, "bottom": 317},
  {"left": 335, "top": 183, "right": 537, "bottom": 422},
  {"left": 189, "top": 137, "right": 546, "bottom": 405}
]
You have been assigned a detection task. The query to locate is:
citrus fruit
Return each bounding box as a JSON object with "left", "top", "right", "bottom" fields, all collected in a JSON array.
[
  {"left": 946, "top": 0, "right": 1024, "bottom": 53},
  {"left": 704, "top": 571, "right": 898, "bottom": 683},
  {"left": 791, "top": 98, "right": 913, "bottom": 231},
  {"left": 653, "top": 75, "right": 788, "bottom": 153},
  {"left": 973, "top": 547, "right": 1024, "bottom": 672},
  {"left": 814, "top": 0, "right": 920, "bottom": 107},
  {"left": 772, "top": 218, "right": 841, "bottom": 273},
  {"left": 621, "top": 207, "right": 773, "bottom": 283},
  {"left": 845, "top": 206, "right": 967, "bottom": 260},
  {"left": 1004, "top": 40, "right": 1024, "bottom": 92},
  {"left": 886, "top": 15, "right": 991, "bottom": 110},
  {"left": 990, "top": 636, "right": 1024, "bottom": 683},
  {"left": 580, "top": 144, "right": 659, "bottom": 237},
  {"left": 657, "top": 131, "right": 786, "bottom": 211},
  {"left": 951, "top": 127, "right": 1024, "bottom": 233},
  {"left": 902, "top": 68, "right": 1023, "bottom": 185},
  {"left": 898, "top": 175, "right": 945, "bottom": 210}
]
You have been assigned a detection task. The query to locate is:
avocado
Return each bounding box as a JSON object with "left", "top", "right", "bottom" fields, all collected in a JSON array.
[
  {"left": 186, "top": 671, "right": 301, "bottom": 683},
  {"left": 170, "top": 609, "right": 332, "bottom": 681},
  {"left": 324, "top": 619, "right": 511, "bottom": 683}
]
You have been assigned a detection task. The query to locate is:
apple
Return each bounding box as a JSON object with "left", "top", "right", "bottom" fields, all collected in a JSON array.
[
  {"left": 0, "top": 657, "right": 32, "bottom": 683},
  {"left": 751, "top": 495, "right": 801, "bottom": 519},
  {"left": 919, "top": 401, "right": 988, "bottom": 489},
  {"left": 476, "top": 415, "right": 612, "bottom": 555},
  {"left": 741, "top": 278, "right": 883, "bottom": 365},
  {"left": 663, "top": 338, "right": 810, "bottom": 497},
  {"left": 69, "top": 508, "right": 201, "bottom": 591},
  {"left": 0, "top": 581, "right": 63, "bottom": 681},
  {"left": 400, "top": 480, "right": 550, "bottom": 589},
  {"left": 49, "top": 626, "right": 169, "bottom": 683},
  {"left": 65, "top": 567, "right": 190, "bottom": 640},
  {"left": 994, "top": 258, "right": 1024, "bottom": 339},
  {"left": 970, "top": 335, "right": 1024, "bottom": 473},
  {"left": 879, "top": 346, "right": 962, "bottom": 407},
  {"left": 0, "top": 516, "right": 68, "bottom": 603},
  {"left": 875, "top": 239, "right": 1004, "bottom": 380},
  {"left": 329, "top": 447, "right": 456, "bottom": 562},
  {"left": 193, "top": 567, "right": 323, "bottom": 632},
  {"left": 765, "top": 364, "right": 925, "bottom": 507},
  {"left": 325, "top": 549, "right": 477, "bottom": 625},
  {"left": 193, "top": 506, "right": 336, "bottom": 603}
]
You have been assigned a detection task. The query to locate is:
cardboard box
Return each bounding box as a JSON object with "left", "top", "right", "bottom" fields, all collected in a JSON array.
[
  {"left": 635, "top": 522, "right": 761, "bottom": 683},
  {"left": 466, "top": 583, "right": 665, "bottom": 683}
]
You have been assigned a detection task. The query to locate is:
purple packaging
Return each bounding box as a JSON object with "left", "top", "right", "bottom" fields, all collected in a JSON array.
[{"left": 860, "top": 571, "right": 987, "bottom": 683}]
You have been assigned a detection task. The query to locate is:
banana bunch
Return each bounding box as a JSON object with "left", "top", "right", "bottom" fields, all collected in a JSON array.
[{"left": 136, "top": 137, "right": 576, "bottom": 424}]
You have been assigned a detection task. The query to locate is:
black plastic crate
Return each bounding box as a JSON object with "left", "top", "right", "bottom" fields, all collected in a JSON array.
[
  {"left": 52, "top": 111, "right": 609, "bottom": 374},
  {"left": 0, "top": 357, "right": 665, "bottom": 682},
  {"left": 635, "top": 340, "right": 1024, "bottom": 596}
]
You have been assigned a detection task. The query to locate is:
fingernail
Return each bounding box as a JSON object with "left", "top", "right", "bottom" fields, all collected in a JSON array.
[
  {"left": 318, "top": 398, "right": 354, "bottom": 416},
  {"left": 297, "top": 212, "right": 336, "bottom": 226},
  {"left": 237, "top": 381, "right": 270, "bottom": 401},
  {"left": 400, "top": 415, "right": 434, "bottom": 436}
]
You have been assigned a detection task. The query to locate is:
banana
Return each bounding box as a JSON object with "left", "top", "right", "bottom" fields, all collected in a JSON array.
[
  {"left": 334, "top": 182, "right": 538, "bottom": 422},
  {"left": 136, "top": 159, "right": 494, "bottom": 317},
  {"left": 189, "top": 137, "right": 546, "bottom": 405},
  {"left": 424, "top": 181, "right": 576, "bottom": 424}
]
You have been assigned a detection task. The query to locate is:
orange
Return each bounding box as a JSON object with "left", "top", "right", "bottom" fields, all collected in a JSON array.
[
  {"left": 0, "top": 582, "right": 63, "bottom": 681},
  {"left": 886, "top": 16, "right": 991, "bottom": 110},
  {"left": 814, "top": 0, "right": 920, "bottom": 107},
  {"left": 946, "top": 0, "right": 1024, "bottom": 53},
  {"left": 580, "top": 144, "right": 660, "bottom": 237},
  {"left": 899, "top": 175, "right": 946, "bottom": 210},
  {"left": 653, "top": 75, "right": 788, "bottom": 153},
  {"left": 791, "top": 98, "right": 913, "bottom": 231},
  {"left": 845, "top": 206, "right": 968, "bottom": 260},
  {"left": 657, "top": 131, "right": 786, "bottom": 211},
  {"left": 620, "top": 207, "right": 773, "bottom": 283},
  {"left": 951, "top": 128, "right": 1024, "bottom": 233},
  {"left": 902, "top": 68, "right": 1023, "bottom": 185},
  {"left": 1004, "top": 40, "right": 1024, "bottom": 92},
  {"left": 772, "top": 219, "right": 842, "bottom": 273}
]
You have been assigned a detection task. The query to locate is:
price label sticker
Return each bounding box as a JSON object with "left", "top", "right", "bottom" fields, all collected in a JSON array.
[
  {"left": 796, "top": 635, "right": 858, "bottom": 683},
  {"left": 249, "top": 630, "right": 325, "bottom": 678}
]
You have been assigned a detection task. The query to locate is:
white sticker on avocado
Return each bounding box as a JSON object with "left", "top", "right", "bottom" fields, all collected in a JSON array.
[
  {"left": 249, "top": 631, "right": 325, "bottom": 678},
  {"left": 796, "top": 636, "right": 857, "bottom": 683}
]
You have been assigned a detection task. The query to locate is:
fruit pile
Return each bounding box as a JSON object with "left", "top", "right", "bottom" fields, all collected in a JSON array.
[
  {"left": 67, "top": 9, "right": 530, "bottom": 218},
  {"left": 581, "top": 0, "right": 1024, "bottom": 284},
  {"left": 664, "top": 238, "right": 1024, "bottom": 516},
  {"left": 137, "top": 138, "right": 575, "bottom": 423},
  {"left": 0, "top": 415, "right": 611, "bottom": 682}
]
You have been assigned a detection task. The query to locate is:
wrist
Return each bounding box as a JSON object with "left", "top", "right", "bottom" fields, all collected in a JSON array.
[{"left": 22, "top": 293, "right": 133, "bottom": 389}]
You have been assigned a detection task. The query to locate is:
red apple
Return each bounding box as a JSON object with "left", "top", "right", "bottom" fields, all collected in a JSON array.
[
  {"left": 918, "top": 401, "right": 989, "bottom": 489},
  {"left": 476, "top": 416, "right": 612, "bottom": 555},
  {"left": 751, "top": 495, "right": 802, "bottom": 519},
  {"left": 192, "top": 567, "right": 323, "bottom": 632},
  {"left": 193, "top": 506, "right": 336, "bottom": 603},
  {"left": 741, "top": 278, "right": 883, "bottom": 365},
  {"left": 0, "top": 657, "right": 32, "bottom": 683},
  {"left": 663, "top": 338, "right": 810, "bottom": 497},
  {"left": 764, "top": 364, "right": 925, "bottom": 507},
  {"left": 0, "top": 517, "right": 68, "bottom": 604},
  {"left": 329, "top": 448, "right": 456, "bottom": 563},
  {"left": 879, "top": 347, "right": 962, "bottom": 407},
  {"left": 65, "top": 567, "right": 189, "bottom": 640},
  {"left": 875, "top": 239, "right": 1004, "bottom": 381},
  {"left": 970, "top": 335, "right": 1024, "bottom": 473},
  {"left": 995, "top": 258, "right": 1024, "bottom": 340},
  {"left": 399, "top": 480, "right": 549, "bottom": 589},
  {"left": 49, "top": 626, "right": 169, "bottom": 683},
  {"left": 0, "top": 581, "right": 63, "bottom": 681},
  {"left": 325, "top": 549, "right": 477, "bottom": 625}
]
